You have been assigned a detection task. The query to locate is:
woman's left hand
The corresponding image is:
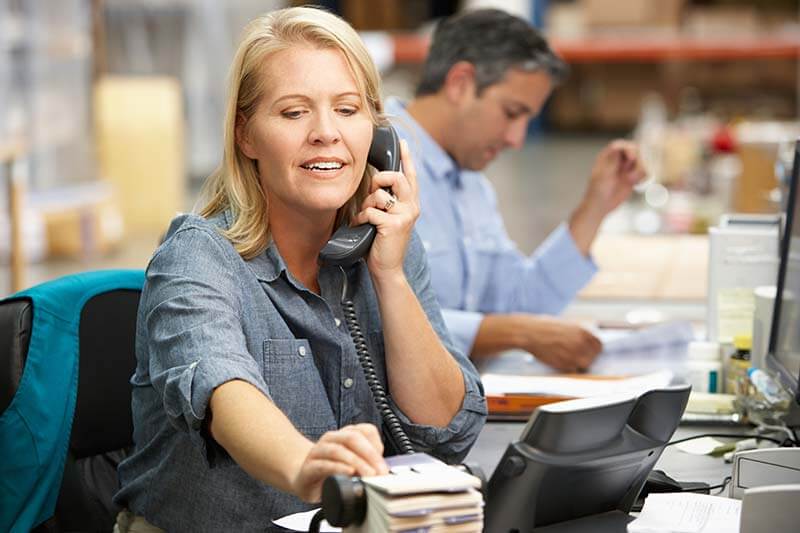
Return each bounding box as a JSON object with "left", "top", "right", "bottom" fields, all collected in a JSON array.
[{"left": 353, "top": 139, "right": 419, "bottom": 280}]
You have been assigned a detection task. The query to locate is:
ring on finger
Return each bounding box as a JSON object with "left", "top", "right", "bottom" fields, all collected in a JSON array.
[{"left": 383, "top": 196, "right": 396, "bottom": 212}]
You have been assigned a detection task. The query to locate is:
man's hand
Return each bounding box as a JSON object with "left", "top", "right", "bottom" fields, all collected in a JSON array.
[
  {"left": 518, "top": 315, "right": 602, "bottom": 372},
  {"left": 569, "top": 140, "right": 647, "bottom": 255},
  {"left": 473, "top": 314, "right": 602, "bottom": 372}
]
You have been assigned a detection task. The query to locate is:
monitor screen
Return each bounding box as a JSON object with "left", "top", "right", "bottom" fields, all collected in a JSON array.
[{"left": 767, "top": 139, "right": 800, "bottom": 405}]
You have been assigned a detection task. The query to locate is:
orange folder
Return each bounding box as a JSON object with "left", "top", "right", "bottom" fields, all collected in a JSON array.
[{"left": 485, "top": 374, "right": 627, "bottom": 421}]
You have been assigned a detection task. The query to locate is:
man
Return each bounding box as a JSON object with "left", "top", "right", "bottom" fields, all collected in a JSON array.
[{"left": 387, "top": 9, "right": 646, "bottom": 372}]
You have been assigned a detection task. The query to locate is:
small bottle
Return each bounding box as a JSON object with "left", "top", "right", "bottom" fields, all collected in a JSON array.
[
  {"left": 686, "top": 341, "right": 722, "bottom": 393},
  {"left": 747, "top": 368, "right": 792, "bottom": 407},
  {"left": 725, "top": 334, "right": 751, "bottom": 395}
]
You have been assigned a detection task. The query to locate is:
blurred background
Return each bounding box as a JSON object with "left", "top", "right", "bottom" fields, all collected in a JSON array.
[{"left": 2, "top": 0, "right": 799, "bottom": 316}]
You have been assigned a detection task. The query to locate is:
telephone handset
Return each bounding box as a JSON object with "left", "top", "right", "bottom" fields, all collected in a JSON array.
[
  {"left": 318, "top": 125, "right": 401, "bottom": 267},
  {"left": 317, "top": 124, "right": 414, "bottom": 456},
  {"left": 312, "top": 126, "right": 485, "bottom": 531}
]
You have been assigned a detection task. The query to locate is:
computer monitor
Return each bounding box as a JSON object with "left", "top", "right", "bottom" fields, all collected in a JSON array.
[
  {"left": 766, "top": 139, "right": 800, "bottom": 408},
  {"left": 483, "top": 384, "right": 690, "bottom": 531}
]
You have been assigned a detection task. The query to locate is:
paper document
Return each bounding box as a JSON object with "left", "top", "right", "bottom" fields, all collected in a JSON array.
[
  {"left": 480, "top": 321, "right": 694, "bottom": 377},
  {"left": 627, "top": 493, "right": 741, "bottom": 533},
  {"left": 598, "top": 321, "right": 694, "bottom": 356},
  {"left": 481, "top": 369, "right": 673, "bottom": 398},
  {"left": 675, "top": 436, "right": 726, "bottom": 456}
]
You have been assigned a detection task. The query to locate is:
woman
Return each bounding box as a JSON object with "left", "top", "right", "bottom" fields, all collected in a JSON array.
[{"left": 113, "top": 7, "right": 487, "bottom": 532}]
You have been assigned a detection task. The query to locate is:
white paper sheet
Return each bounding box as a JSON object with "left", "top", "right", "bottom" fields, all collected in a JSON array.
[
  {"left": 675, "top": 436, "right": 726, "bottom": 456},
  {"left": 478, "top": 321, "right": 694, "bottom": 378},
  {"left": 627, "top": 493, "right": 741, "bottom": 533},
  {"left": 272, "top": 508, "right": 340, "bottom": 532},
  {"left": 480, "top": 369, "right": 673, "bottom": 398}
]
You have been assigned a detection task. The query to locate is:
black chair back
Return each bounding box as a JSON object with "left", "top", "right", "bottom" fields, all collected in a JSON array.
[{"left": 0, "top": 288, "right": 141, "bottom": 533}]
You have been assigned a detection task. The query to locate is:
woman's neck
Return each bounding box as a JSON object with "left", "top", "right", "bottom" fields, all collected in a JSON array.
[{"left": 268, "top": 203, "right": 336, "bottom": 294}]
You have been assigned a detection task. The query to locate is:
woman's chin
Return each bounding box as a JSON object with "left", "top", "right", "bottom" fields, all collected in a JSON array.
[{"left": 294, "top": 197, "right": 351, "bottom": 218}]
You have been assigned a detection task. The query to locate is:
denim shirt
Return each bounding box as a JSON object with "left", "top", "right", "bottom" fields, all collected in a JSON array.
[
  {"left": 114, "top": 211, "right": 487, "bottom": 532},
  {"left": 386, "top": 97, "right": 598, "bottom": 354}
]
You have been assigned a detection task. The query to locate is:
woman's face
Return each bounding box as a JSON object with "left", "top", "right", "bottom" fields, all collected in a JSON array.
[{"left": 238, "top": 45, "right": 373, "bottom": 220}]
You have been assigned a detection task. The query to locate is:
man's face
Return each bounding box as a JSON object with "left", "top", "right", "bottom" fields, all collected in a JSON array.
[{"left": 450, "top": 68, "right": 553, "bottom": 171}]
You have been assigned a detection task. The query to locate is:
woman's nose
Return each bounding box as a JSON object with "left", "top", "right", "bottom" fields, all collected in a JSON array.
[{"left": 308, "top": 112, "right": 341, "bottom": 145}]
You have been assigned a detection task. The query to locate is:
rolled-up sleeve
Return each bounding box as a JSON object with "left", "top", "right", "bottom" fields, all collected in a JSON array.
[
  {"left": 476, "top": 181, "right": 597, "bottom": 317},
  {"left": 142, "top": 225, "right": 270, "bottom": 462},
  {"left": 396, "top": 231, "right": 487, "bottom": 464}
]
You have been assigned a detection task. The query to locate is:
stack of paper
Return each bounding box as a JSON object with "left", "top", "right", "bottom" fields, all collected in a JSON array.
[
  {"left": 627, "top": 492, "right": 741, "bottom": 533},
  {"left": 481, "top": 369, "right": 674, "bottom": 398},
  {"left": 346, "top": 454, "right": 484, "bottom": 533}
]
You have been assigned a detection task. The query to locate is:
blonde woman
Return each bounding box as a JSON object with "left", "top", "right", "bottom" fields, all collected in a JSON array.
[{"left": 113, "top": 7, "right": 486, "bottom": 532}]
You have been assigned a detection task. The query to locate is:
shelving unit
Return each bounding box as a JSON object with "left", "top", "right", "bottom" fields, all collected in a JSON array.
[
  {"left": 386, "top": 32, "right": 800, "bottom": 65},
  {"left": 1, "top": 0, "right": 94, "bottom": 192},
  {"left": 1, "top": 137, "right": 27, "bottom": 293}
]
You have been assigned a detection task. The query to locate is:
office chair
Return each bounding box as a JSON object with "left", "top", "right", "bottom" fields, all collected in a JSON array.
[{"left": 0, "top": 270, "right": 144, "bottom": 532}]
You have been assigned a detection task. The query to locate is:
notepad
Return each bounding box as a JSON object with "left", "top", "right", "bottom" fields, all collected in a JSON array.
[{"left": 627, "top": 493, "right": 741, "bottom": 533}]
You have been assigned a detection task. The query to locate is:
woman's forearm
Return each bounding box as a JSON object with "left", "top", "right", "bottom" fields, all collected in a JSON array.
[
  {"left": 209, "top": 379, "right": 312, "bottom": 493},
  {"left": 371, "top": 272, "right": 465, "bottom": 427}
]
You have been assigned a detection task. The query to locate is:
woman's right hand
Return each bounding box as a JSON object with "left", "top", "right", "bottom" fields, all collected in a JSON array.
[{"left": 291, "top": 424, "right": 389, "bottom": 503}]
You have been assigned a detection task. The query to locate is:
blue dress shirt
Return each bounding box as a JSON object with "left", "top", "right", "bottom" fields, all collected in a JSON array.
[
  {"left": 386, "top": 97, "right": 597, "bottom": 355},
  {"left": 114, "top": 210, "right": 486, "bottom": 532}
]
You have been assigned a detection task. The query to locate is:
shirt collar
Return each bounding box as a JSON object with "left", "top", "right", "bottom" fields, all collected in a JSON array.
[
  {"left": 217, "top": 208, "right": 286, "bottom": 283},
  {"left": 247, "top": 243, "right": 288, "bottom": 284},
  {"left": 385, "top": 97, "right": 462, "bottom": 188}
]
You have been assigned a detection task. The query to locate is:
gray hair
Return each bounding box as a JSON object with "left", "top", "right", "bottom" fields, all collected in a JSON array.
[{"left": 416, "top": 8, "right": 568, "bottom": 97}]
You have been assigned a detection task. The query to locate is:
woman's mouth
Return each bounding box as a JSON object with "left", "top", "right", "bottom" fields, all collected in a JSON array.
[{"left": 301, "top": 161, "right": 343, "bottom": 171}]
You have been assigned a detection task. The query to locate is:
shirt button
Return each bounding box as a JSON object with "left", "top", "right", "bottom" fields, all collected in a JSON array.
[
  {"left": 343, "top": 377, "right": 354, "bottom": 389},
  {"left": 334, "top": 318, "right": 342, "bottom": 327},
  {"left": 298, "top": 345, "right": 307, "bottom": 357}
]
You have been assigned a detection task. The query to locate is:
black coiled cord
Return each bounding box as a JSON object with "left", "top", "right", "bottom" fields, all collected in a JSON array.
[{"left": 340, "top": 265, "right": 414, "bottom": 455}]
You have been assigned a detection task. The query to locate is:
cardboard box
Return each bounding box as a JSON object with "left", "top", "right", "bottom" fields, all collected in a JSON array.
[
  {"left": 32, "top": 181, "right": 125, "bottom": 258},
  {"left": 548, "top": 63, "right": 665, "bottom": 130},
  {"left": 94, "top": 76, "right": 185, "bottom": 235},
  {"left": 581, "top": 0, "right": 685, "bottom": 28},
  {"left": 684, "top": 7, "right": 759, "bottom": 38}
]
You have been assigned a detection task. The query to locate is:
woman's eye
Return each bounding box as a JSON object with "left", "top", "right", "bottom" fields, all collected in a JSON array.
[
  {"left": 282, "top": 110, "right": 305, "bottom": 119},
  {"left": 338, "top": 107, "right": 358, "bottom": 116}
]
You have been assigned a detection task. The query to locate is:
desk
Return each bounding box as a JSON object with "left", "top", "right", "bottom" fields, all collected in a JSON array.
[{"left": 466, "top": 422, "right": 735, "bottom": 532}]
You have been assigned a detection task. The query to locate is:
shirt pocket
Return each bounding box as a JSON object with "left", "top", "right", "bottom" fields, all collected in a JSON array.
[{"left": 263, "top": 338, "right": 336, "bottom": 439}]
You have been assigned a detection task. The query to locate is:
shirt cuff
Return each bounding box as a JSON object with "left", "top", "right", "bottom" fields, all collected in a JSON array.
[
  {"left": 534, "top": 223, "right": 598, "bottom": 303},
  {"left": 388, "top": 369, "right": 487, "bottom": 464},
  {"left": 163, "top": 356, "right": 271, "bottom": 467},
  {"left": 441, "top": 309, "right": 485, "bottom": 355}
]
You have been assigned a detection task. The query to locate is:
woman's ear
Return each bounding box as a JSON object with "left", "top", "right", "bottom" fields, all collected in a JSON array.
[
  {"left": 235, "top": 112, "right": 257, "bottom": 159},
  {"left": 443, "top": 61, "right": 477, "bottom": 106}
]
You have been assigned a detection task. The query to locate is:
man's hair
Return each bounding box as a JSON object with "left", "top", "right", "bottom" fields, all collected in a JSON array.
[{"left": 416, "top": 8, "right": 568, "bottom": 97}]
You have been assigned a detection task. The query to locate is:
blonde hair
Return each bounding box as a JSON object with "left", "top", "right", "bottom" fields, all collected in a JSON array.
[{"left": 198, "top": 6, "right": 384, "bottom": 259}]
